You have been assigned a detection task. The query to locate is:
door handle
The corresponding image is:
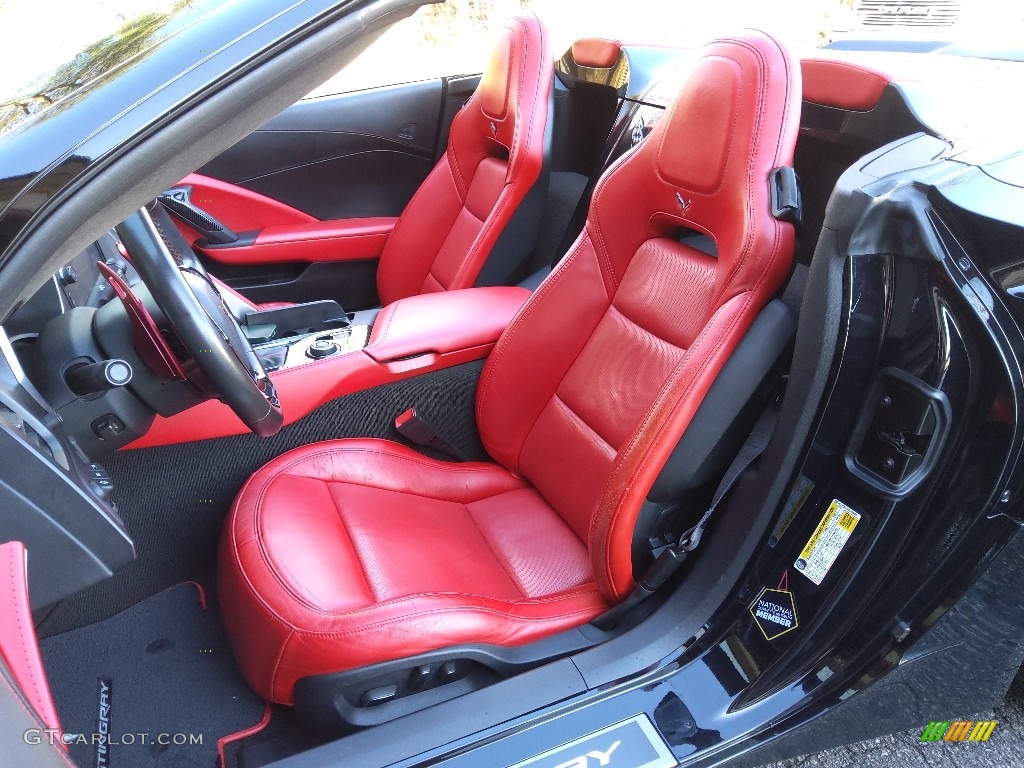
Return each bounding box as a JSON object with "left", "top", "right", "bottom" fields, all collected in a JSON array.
[{"left": 159, "top": 186, "right": 239, "bottom": 245}]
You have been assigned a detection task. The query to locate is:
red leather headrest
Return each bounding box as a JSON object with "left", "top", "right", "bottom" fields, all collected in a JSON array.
[
  {"left": 656, "top": 55, "right": 739, "bottom": 192},
  {"left": 801, "top": 58, "right": 890, "bottom": 111},
  {"left": 465, "top": 13, "right": 549, "bottom": 154},
  {"left": 655, "top": 32, "right": 799, "bottom": 199},
  {"left": 571, "top": 38, "right": 621, "bottom": 69},
  {"left": 588, "top": 29, "right": 801, "bottom": 293}
]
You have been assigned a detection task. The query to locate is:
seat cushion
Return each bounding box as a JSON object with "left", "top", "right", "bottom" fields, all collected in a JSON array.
[{"left": 220, "top": 439, "right": 607, "bottom": 704}]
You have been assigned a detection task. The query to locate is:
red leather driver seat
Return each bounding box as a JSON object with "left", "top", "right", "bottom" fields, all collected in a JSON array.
[
  {"left": 375, "top": 13, "right": 552, "bottom": 305},
  {"left": 220, "top": 30, "right": 801, "bottom": 705}
]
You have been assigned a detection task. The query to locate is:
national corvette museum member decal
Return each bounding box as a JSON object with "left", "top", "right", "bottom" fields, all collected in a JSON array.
[{"left": 749, "top": 571, "right": 799, "bottom": 641}]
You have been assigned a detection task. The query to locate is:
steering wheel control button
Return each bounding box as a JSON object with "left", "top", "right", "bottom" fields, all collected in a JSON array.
[
  {"left": 91, "top": 414, "right": 126, "bottom": 441},
  {"left": 66, "top": 359, "right": 133, "bottom": 396},
  {"left": 307, "top": 338, "right": 339, "bottom": 359}
]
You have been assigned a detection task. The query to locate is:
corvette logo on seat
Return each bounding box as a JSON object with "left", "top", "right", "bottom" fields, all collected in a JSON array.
[{"left": 676, "top": 192, "right": 692, "bottom": 212}]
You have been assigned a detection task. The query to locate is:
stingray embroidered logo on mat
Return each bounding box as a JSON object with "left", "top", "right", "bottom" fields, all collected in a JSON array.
[{"left": 94, "top": 676, "right": 113, "bottom": 768}]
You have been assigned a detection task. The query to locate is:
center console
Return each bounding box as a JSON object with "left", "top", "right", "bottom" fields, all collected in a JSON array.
[
  {"left": 255, "top": 325, "right": 371, "bottom": 371},
  {"left": 229, "top": 297, "right": 374, "bottom": 372},
  {"left": 127, "top": 286, "right": 531, "bottom": 449}
]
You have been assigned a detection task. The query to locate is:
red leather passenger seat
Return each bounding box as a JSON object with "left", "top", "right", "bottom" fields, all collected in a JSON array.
[{"left": 220, "top": 29, "right": 801, "bottom": 705}]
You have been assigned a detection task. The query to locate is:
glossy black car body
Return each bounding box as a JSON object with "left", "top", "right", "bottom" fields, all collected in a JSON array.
[{"left": 2, "top": 1, "right": 1024, "bottom": 767}]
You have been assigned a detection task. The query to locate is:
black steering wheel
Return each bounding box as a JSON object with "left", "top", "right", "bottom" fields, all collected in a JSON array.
[{"left": 115, "top": 201, "right": 283, "bottom": 437}]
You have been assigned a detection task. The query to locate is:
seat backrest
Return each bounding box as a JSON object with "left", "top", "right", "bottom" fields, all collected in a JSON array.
[
  {"left": 475, "top": 30, "right": 801, "bottom": 601},
  {"left": 375, "top": 13, "right": 552, "bottom": 306}
]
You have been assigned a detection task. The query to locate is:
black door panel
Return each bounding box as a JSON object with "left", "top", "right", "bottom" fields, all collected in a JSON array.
[
  {"left": 200, "top": 131, "right": 427, "bottom": 192},
  {"left": 223, "top": 147, "right": 433, "bottom": 219},
  {"left": 198, "top": 79, "right": 447, "bottom": 219},
  {"left": 260, "top": 79, "right": 442, "bottom": 154},
  {"left": 195, "top": 76, "right": 481, "bottom": 305}
]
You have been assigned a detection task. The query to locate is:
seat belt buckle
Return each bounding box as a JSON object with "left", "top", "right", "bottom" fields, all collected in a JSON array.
[{"left": 394, "top": 408, "right": 468, "bottom": 461}]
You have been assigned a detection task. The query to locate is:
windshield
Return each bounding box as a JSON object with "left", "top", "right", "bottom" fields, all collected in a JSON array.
[
  {"left": 0, "top": 0, "right": 228, "bottom": 138},
  {"left": 4, "top": 0, "right": 1023, "bottom": 142},
  {"left": 313, "top": 0, "right": 1024, "bottom": 98}
]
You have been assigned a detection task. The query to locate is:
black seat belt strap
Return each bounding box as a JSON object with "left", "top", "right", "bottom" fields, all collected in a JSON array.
[
  {"left": 593, "top": 405, "right": 779, "bottom": 630},
  {"left": 682, "top": 404, "right": 778, "bottom": 553}
]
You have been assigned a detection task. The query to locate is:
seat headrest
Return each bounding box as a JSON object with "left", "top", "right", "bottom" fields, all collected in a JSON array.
[
  {"left": 474, "top": 12, "right": 549, "bottom": 145},
  {"left": 656, "top": 54, "right": 741, "bottom": 192},
  {"left": 571, "top": 38, "right": 622, "bottom": 69},
  {"left": 588, "top": 29, "right": 801, "bottom": 293},
  {"left": 455, "top": 12, "right": 550, "bottom": 163},
  {"left": 656, "top": 30, "right": 798, "bottom": 197}
]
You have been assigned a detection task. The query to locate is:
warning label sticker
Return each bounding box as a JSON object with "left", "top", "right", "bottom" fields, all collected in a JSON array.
[{"left": 794, "top": 499, "right": 860, "bottom": 585}]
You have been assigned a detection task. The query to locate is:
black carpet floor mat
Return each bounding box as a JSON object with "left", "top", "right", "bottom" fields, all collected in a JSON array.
[
  {"left": 40, "top": 583, "right": 266, "bottom": 768},
  {"left": 221, "top": 705, "right": 322, "bottom": 768}
]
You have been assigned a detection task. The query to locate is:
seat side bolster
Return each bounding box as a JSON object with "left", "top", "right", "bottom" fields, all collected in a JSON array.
[{"left": 647, "top": 299, "right": 796, "bottom": 502}]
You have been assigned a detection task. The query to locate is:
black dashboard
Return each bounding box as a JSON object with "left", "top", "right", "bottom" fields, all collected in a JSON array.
[
  {"left": 2, "top": 233, "right": 136, "bottom": 340},
  {"left": 0, "top": 322, "right": 134, "bottom": 613},
  {"left": 0, "top": 234, "right": 151, "bottom": 612}
]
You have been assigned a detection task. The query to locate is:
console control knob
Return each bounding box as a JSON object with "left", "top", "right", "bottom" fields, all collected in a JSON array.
[
  {"left": 307, "top": 338, "right": 338, "bottom": 359},
  {"left": 57, "top": 266, "right": 78, "bottom": 286}
]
